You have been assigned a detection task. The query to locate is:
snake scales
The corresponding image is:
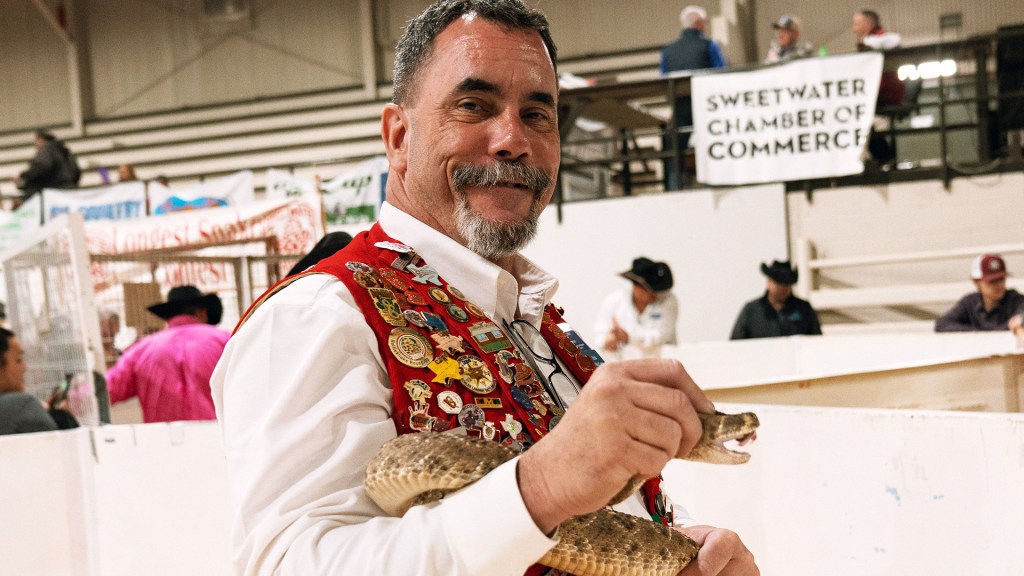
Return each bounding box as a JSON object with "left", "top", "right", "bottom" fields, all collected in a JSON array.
[{"left": 365, "top": 410, "right": 759, "bottom": 576}]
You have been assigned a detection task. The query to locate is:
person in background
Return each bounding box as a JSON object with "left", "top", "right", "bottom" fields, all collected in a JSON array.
[
  {"left": 936, "top": 254, "right": 1024, "bottom": 332},
  {"left": 212, "top": 1, "right": 758, "bottom": 574},
  {"left": 12, "top": 130, "right": 81, "bottom": 205},
  {"left": 852, "top": 8, "right": 904, "bottom": 166},
  {"left": 764, "top": 14, "right": 814, "bottom": 63},
  {"left": 731, "top": 260, "right": 822, "bottom": 339},
  {"left": 660, "top": 5, "right": 727, "bottom": 189},
  {"left": 285, "top": 231, "right": 354, "bottom": 276},
  {"left": 594, "top": 257, "right": 679, "bottom": 359},
  {"left": 0, "top": 327, "right": 57, "bottom": 435},
  {"left": 105, "top": 285, "right": 230, "bottom": 422},
  {"left": 117, "top": 163, "right": 138, "bottom": 182}
]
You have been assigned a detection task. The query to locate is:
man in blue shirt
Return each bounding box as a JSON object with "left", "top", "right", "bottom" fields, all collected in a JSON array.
[{"left": 660, "top": 5, "right": 726, "bottom": 189}]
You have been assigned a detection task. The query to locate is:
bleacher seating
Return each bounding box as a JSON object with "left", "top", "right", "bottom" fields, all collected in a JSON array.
[
  {"left": 0, "top": 48, "right": 666, "bottom": 202},
  {"left": 0, "top": 85, "right": 396, "bottom": 199}
]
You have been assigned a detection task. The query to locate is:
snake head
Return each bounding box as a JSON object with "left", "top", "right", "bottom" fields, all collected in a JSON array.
[{"left": 688, "top": 411, "right": 760, "bottom": 465}]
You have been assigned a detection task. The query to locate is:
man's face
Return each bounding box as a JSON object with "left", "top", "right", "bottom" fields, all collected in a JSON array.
[
  {"left": 852, "top": 13, "right": 873, "bottom": 39},
  {"left": 766, "top": 278, "right": 793, "bottom": 301},
  {"left": 631, "top": 284, "right": 657, "bottom": 309},
  {"left": 382, "top": 16, "right": 560, "bottom": 259},
  {"left": 775, "top": 28, "right": 797, "bottom": 49},
  {"left": 976, "top": 277, "right": 1007, "bottom": 303}
]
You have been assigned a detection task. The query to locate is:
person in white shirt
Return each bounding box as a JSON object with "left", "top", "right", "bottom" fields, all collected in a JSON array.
[
  {"left": 595, "top": 257, "right": 679, "bottom": 359},
  {"left": 211, "top": 1, "right": 757, "bottom": 575}
]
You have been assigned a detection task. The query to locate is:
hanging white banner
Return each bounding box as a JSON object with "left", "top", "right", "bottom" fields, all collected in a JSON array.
[
  {"left": 0, "top": 195, "right": 43, "bottom": 253},
  {"left": 42, "top": 182, "right": 147, "bottom": 223},
  {"left": 265, "top": 168, "right": 318, "bottom": 201},
  {"left": 691, "top": 52, "right": 883, "bottom": 185},
  {"left": 148, "top": 170, "right": 255, "bottom": 215},
  {"left": 321, "top": 156, "right": 389, "bottom": 225}
]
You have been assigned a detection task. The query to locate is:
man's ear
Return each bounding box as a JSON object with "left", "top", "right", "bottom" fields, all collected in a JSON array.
[{"left": 381, "top": 103, "right": 409, "bottom": 174}]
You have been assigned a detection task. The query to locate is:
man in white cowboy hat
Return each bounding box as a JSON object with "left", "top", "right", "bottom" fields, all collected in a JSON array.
[
  {"left": 594, "top": 257, "right": 679, "bottom": 359},
  {"left": 731, "top": 259, "right": 822, "bottom": 339},
  {"left": 936, "top": 254, "right": 1024, "bottom": 332},
  {"left": 105, "top": 285, "right": 230, "bottom": 423}
]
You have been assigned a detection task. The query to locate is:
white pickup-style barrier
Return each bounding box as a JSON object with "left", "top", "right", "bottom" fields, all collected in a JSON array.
[{"left": 2, "top": 405, "right": 1022, "bottom": 576}]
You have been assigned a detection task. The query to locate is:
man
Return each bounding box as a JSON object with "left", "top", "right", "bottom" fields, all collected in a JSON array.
[
  {"left": 106, "top": 285, "right": 229, "bottom": 422},
  {"left": 852, "top": 8, "right": 904, "bottom": 166},
  {"left": 212, "top": 1, "right": 757, "bottom": 575},
  {"left": 936, "top": 254, "right": 1024, "bottom": 332},
  {"left": 13, "top": 130, "right": 81, "bottom": 202},
  {"left": 731, "top": 260, "right": 822, "bottom": 339},
  {"left": 595, "top": 257, "right": 679, "bottom": 359},
  {"left": 660, "top": 5, "right": 727, "bottom": 189},
  {"left": 764, "top": 15, "right": 814, "bottom": 64}
]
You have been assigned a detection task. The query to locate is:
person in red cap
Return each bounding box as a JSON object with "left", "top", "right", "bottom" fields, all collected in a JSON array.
[
  {"left": 936, "top": 254, "right": 1024, "bottom": 332},
  {"left": 105, "top": 285, "right": 230, "bottom": 422}
]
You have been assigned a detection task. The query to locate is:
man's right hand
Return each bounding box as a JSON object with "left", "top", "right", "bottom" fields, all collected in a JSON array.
[{"left": 517, "top": 358, "right": 714, "bottom": 533}]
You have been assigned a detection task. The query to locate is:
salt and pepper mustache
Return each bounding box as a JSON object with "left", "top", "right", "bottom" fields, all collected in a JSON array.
[{"left": 452, "top": 161, "right": 553, "bottom": 260}]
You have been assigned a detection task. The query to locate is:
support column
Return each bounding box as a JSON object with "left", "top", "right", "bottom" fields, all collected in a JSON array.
[{"left": 358, "top": 0, "right": 379, "bottom": 100}]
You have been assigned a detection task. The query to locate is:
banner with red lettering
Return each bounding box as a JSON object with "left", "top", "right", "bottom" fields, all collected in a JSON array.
[
  {"left": 691, "top": 52, "right": 883, "bottom": 185},
  {"left": 84, "top": 195, "right": 321, "bottom": 256}
]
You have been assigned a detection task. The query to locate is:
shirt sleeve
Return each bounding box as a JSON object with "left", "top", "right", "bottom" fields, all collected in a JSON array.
[
  {"left": 593, "top": 292, "right": 619, "bottom": 346},
  {"left": 709, "top": 40, "right": 727, "bottom": 69},
  {"left": 934, "top": 296, "right": 975, "bottom": 332},
  {"left": 211, "top": 274, "right": 556, "bottom": 576},
  {"left": 10, "top": 394, "right": 58, "bottom": 434},
  {"left": 729, "top": 303, "right": 750, "bottom": 340},
  {"left": 862, "top": 31, "right": 901, "bottom": 51},
  {"left": 104, "top": 341, "right": 140, "bottom": 404}
]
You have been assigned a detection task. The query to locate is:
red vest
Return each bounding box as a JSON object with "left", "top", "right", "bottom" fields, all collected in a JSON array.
[{"left": 237, "top": 223, "right": 672, "bottom": 573}]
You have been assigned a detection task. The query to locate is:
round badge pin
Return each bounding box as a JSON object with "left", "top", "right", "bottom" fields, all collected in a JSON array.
[
  {"left": 465, "top": 301, "right": 486, "bottom": 318},
  {"left": 457, "top": 403, "right": 486, "bottom": 429},
  {"left": 447, "top": 304, "right": 469, "bottom": 323},
  {"left": 446, "top": 285, "right": 467, "bottom": 301},
  {"left": 457, "top": 355, "right": 495, "bottom": 394},
  {"left": 427, "top": 287, "right": 451, "bottom": 304},
  {"left": 388, "top": 327, "right": 433, "bottom": 368}
]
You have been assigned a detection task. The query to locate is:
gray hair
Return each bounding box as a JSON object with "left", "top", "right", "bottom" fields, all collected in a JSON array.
[
  {"left": 680, "top": 5, "right": 707, "bottom": 28},
  {"left": 392, "top": 0, "right": 558, "bottom": 105}
]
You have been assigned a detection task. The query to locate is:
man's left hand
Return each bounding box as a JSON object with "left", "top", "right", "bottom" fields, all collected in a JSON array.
[{"left": 676, "top": 525, "right": 759, "bottom": 576}]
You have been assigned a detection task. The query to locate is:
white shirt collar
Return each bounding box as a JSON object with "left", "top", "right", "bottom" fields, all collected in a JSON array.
[{"left": 377, "top": 202, "right": 558, "bottom": 326}]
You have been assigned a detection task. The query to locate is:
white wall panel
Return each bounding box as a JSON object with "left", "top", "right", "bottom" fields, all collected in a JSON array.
[
  {"left": 0, "top": 0, "right": 72, "bottom": 130},
  {"left": 524, "top": 185, "right": 788, "bottom": 344},
  {"left": 85, "top": 0, "right": 364, "bottom": 117}
]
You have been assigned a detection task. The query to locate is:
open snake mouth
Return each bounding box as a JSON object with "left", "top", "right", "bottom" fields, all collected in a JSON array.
[{"left": 696, "top": 411, "right": 760, "bottom": 465}]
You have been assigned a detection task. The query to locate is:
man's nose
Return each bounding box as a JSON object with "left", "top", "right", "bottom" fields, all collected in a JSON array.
[{"left": 488, "top": 111, "right": 532, "bottom": 161}]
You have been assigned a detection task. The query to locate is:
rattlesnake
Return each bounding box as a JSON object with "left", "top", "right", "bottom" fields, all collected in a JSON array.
[{"left": 365, "top": 411, "right": 759, "bottom": 576}]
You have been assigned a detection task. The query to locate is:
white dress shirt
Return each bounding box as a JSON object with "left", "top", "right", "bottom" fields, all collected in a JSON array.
[
  {"left": 593, "top": 287, "right": 679, "bottom": 360},
  {"left": 213, "top": 202, "right": 575, "bottom": 575}
]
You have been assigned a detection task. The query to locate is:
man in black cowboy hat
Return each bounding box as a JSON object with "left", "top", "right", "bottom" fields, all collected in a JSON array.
[
  {"left": 730, "top": 260, "right": 822, "bottom": 339},
  {"left": 105, "top": 285, "right": 230, "bottom": 423},
  {"left": 595, "top": 257, "right": 679, "bottom": 358}
]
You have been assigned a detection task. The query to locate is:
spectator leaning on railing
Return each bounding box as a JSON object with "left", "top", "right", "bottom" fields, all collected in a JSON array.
[
  {"left": 12, "top": 130, "right": 81, "bottom": 206},
  {"left": 935, "top": 254, "right": 1024, "bottom": 333}
]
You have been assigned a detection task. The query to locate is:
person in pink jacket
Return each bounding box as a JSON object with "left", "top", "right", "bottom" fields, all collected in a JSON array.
[{"left": 106, "top": 285, "right": 230, "bottom": 422}]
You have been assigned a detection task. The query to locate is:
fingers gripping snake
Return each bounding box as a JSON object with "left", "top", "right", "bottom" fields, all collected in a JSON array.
[{"left": 365, "top": 411, "right": 759, "bottom": 576}]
